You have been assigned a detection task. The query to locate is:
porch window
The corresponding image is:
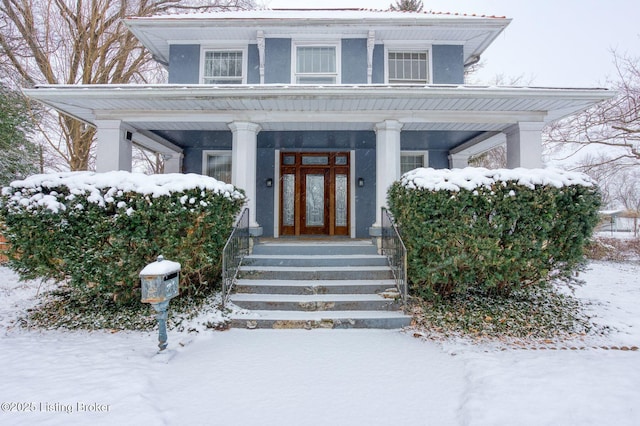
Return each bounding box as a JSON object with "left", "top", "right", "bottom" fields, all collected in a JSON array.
[
  {"left": 203, "top": 50, "right": 244, "bottom": 84},
  {"left": 295, "top": 46, "right": 338, "bottom": 84},
  {"left": 203, "top": 151, "right": 232, "bottom": 183},
  {"left": 388, "top": 51, "right": 429, "bottom": 84},
  {"left": 401, "top": 152, "right": 428, "bottom": 174}
]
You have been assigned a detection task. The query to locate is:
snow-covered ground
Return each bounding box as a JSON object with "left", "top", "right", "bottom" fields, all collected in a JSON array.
[{"left": 1, "top": 262, "right": 639, "bottom": 426}]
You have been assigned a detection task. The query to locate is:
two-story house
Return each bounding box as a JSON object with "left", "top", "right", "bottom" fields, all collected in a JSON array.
[{"left": 24, "top": 9, "right": 613, "bottom": 239}]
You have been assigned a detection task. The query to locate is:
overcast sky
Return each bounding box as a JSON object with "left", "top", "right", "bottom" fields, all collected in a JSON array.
[{"left": 264, "top": 0, "right": 640, "bottom": 88}]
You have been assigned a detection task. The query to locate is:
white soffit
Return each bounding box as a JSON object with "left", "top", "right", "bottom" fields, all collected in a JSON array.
[
  {"left": 124, "top": 11, "right": 510, "bottom": 64},
  {"left": 23, "top": 84, "right": 614, "bottom": 133}
]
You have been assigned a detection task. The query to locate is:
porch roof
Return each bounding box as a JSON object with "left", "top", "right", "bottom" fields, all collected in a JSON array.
[{"left": 24, "top": 84, "right": 614, "bottom": 134}]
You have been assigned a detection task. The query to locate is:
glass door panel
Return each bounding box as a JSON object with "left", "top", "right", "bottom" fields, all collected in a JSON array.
[
  {"left": 305, "top": 174, "right": 325, "bottom": 226},
  {"left": 335, "top": 174, "right": 347, "bottom": 227},
  {"left": 282, "top": 174, "right": 295, "bottom": 226},
  {"left": 280, "top": 152, "right": 349, "bottom": 236}
]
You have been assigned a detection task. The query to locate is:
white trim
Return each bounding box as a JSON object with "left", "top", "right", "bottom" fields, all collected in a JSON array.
[
  {"left": 384, "top": 43, "right": 433, "bottom": 84},
  {"left": 400, "top": 150, "right": 429, "bottom": 173},
  {"left": 350, "top": 150, "right": 356, "bottom": 238},
  {"left": 169, "top": 39, "right": 253, "bottom": 45},
  {"left": 272, "top": 149, "right": 356, "bottom": 238},
  {"left": 367, "top": 31, "right": 376, "bottom": 85},
  {"left": 291, "top": 40, "right": 341, "bottom": 84},
  {"left": 201, "top": 149, "right": 232, "bottom": 179},
  {"left": 257, "top": 30, "right": 265, "bottom": 84},
  {"left": 199, "top": 45, "right": 248, "bottom": 85},
  {"left": 274, "top": 149, "right": 281, "bottom": 238}
]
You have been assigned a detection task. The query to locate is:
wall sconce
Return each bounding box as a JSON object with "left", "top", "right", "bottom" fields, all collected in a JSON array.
[
  {"left": 358, "top": 177, "right": 365, "bottom": 187},
  {"left": 266, "top": 178, "right": 273, "bottom": 188}
]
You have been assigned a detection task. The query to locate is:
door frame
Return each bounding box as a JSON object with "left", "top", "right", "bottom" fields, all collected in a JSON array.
[{"left": 274, "top": 150, "right": 356, "bottom": 238}]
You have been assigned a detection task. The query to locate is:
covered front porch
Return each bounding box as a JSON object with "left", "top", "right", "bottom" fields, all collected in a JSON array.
[{"left": 24, "top": 84, "right": 613, "bottom": 237}]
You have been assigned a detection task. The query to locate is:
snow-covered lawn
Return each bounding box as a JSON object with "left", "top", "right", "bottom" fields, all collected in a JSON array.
[{"left": 1, "top": 262, "right": 639, "bottom": 426}]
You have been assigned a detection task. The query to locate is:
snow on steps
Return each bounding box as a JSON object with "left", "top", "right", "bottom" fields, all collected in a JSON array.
[{"left": 228, "top": 240, "right": 412, "bottom": 330}]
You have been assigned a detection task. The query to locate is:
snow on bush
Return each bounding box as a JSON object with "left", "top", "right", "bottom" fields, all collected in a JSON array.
[
  {"left": 400, "top": 167, "right": 595, "bottom": 192},
  {"left": 1, "top": 171, "right": 244, "bottom": 214},
  {"left": 388, "top": 167, "right": 601, "bottom": 299},
  {"left": 0, "top": 171, "right": 246, "bottom": 306}
]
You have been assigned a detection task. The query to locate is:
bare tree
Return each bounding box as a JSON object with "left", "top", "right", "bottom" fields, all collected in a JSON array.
[
  {"left": 133, "top": 145, "right": 165, "bottom": 174},
  {"left": 616, "top": 170, "right": 640, "bottom": 212},
  {"left": 545, "top": 51, "right": 640, "bottom": 169},
  {"left": 0, "top": 0, "right": 255, "bottom": 171},
  {"left": 469, "top": 145, "right": 507, "bottom": 169}
]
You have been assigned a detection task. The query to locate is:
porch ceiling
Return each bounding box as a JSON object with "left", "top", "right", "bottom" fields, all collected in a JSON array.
[{"left": 24, "top": 84, "right": 614, "bottom": 134}]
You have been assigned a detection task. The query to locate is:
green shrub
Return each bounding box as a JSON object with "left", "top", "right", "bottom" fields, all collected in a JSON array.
[
  {"left": 1, "top": 171, "right": 245, "bottom": 306},
  {"left": 388, "top": 168, "right": 601, "bottom": 299}
]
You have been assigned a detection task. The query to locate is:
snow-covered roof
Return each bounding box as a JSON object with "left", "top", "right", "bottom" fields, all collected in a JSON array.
[
  {"left": 135, "top": 8, "right": 507, "bottom": 21},
  {"left": 124, "top": 8, "right": 511, "bottom": 66}
]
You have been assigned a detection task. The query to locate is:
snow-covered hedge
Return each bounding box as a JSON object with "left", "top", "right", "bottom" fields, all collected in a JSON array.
[
  {"left": 0, "top": 172, "right": 245, "bottom": 305},
  {"left": 388, "top": 167, "right": 601, "bottom": 299}
]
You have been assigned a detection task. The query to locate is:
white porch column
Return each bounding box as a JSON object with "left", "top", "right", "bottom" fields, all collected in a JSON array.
[
  {"left": 229, "top": 121, "right": 262, "bottom": 235},
  {"left": 372, "top": 120, "right": 403, "bottom": 231},
  {"left": 505, "top": 122, "right": 545, "bottom": 169},
  {"left": 449, "top": 153, "right": 469, "bottom": 169},
  {"left": 94, "top": 120, "right": 132, "bottom": 172},
  {"left": 163, "top": 153, "right": 183, "bottom": 174}
]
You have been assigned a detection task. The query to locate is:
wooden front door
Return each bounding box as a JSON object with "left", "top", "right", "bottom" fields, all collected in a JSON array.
[{"left": 280, "top": 152, "right": 350, "bottom": 236}]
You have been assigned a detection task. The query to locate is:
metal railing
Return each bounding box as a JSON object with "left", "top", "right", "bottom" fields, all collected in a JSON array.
[
  {"left": 221, "top": 208, "right": 250, "bottom": 306},
  {"left": 381, "top": 207, "right": 408, "bottom": 304}
]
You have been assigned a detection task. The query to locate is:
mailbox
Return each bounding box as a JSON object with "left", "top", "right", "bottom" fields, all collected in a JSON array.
[
  {"left": 140, "top": 255, "right": 180, "bottom": 304},
  {"left": 140, "top": 255, "right": 181, "bottom": 352}
]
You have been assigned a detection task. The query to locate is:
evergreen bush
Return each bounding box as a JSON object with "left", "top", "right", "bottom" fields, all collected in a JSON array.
[
  {"left": 0, "top": 172, "right": 245, "bottom": 306},
  {"left": 387, "top": 168, "right": 601, "bottom": 299}
]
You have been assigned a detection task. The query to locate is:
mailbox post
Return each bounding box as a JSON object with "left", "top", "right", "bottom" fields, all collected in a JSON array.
[{"left": 140, "top": 255, "right": 181, "bottom": 352}]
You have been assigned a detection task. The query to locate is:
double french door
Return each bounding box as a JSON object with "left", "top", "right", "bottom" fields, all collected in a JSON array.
[{"left": 280, "top": 152, "right": 350, "bottom": 236}]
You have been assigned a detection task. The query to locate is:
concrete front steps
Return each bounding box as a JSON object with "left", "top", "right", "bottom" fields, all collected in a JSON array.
[{"left": 228, "top": 240, "right": 412, "bottom": 330}]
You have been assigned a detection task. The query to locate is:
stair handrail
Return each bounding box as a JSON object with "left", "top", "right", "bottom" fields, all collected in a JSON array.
[
  {"left": 222, "top": 208, "right": 250, "bottom": 306},
  {"left": 381, "top": 207, "right": 408, "bottom": 304}
]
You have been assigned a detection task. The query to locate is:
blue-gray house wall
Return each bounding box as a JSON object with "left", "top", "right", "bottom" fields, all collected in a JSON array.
[
  {"left": 168, "top": 44, "right": 200, "bottom": 84},
  {"left": 265, "top": 38, "right": 291, "bottom": 84},
  {"left": 432, "top": 45, "right": 465, "bottom": 84},
  {"left": 342, "top": 39, "right": 368, "bottom": 84},
  {"left": 157, "top": 39, "right": 470, "bottom": 237},
  {"left": 167, "top": 40, "right": 465, "bottom": 85}
]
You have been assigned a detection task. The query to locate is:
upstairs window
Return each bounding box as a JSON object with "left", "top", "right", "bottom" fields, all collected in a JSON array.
[
  {"left": 203, "top": 50, "right": 244, "bottom": 84},
  {"left": 295, "top": 45, "right": 338, "bottom": 84},
  {"left": 388, "top": 51, "right": 429, "bottom": 84}
]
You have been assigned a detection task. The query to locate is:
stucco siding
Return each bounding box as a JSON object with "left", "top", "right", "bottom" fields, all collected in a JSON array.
[
  {"left": 341, "top": 39, "right": 368, "bottom": 84},
  {"left": 265, "top": 38, "right": 291, "bottom": 84},
  {"left": 372, "top": 44, "right": 385, "bottom": 84},
  {"left": 432, "top": 45, "right": 465, "bottom": 84},
  {"left": 168, "top": 44, "right": 200, "bottom": 84}
]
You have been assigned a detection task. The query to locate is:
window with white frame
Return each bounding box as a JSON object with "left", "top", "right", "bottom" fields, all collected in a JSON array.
[
  {"left": 295, "top": 45, "right": 338, "bottom": 84},
  {"left": 388, "top": 51, "right": 429, "bottom": 84},
  {"left": 202, "top": 50, "right": 244, "bottom": 84},
  {"left": 401, "top": 151, "right": 429, "bottom": 174},
  {"left": 203, "top": 151, "right": 232, "bottom": 183}
]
